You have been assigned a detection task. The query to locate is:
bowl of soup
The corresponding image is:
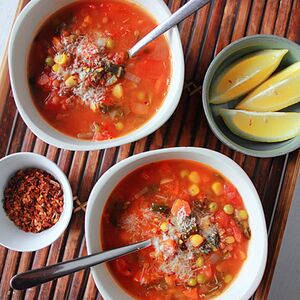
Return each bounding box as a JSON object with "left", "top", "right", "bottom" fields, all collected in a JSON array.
[
  {"left": 9, "top": 0, "right": 184, "bottom": 150},
  {"left": 85, "top": 147, "right": 267, "bottom": 300}
]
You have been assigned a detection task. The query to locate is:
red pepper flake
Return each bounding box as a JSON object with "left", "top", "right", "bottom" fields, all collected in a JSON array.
[{"left": 3, "top": 168, "right": 64, "bottom": 233}]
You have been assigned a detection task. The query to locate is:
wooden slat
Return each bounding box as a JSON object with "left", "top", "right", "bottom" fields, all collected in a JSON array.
[{"left": 0, "top": 1, "right": 299, "bottom": 300}]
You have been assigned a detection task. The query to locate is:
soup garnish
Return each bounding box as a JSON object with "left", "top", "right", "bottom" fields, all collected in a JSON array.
[
  {"left": 101, "top": 160, "right": 251, "bottom": 299},
  {"left": 28, "top": 0, "right": 171, "bottom": 141}
]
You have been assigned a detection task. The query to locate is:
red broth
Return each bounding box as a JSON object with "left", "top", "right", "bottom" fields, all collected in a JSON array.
[
  {"left": 101, "top": 160, "right": 251, "bottom": 300},
  {"left": 28, "top": 0, "right": 171, "bottom": 141}
]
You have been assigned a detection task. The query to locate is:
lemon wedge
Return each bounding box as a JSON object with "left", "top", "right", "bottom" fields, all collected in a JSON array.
[
  {"left": 210, "top": 49, "right": 288, "bottom": 104},
  {"left": 220, "top": 108, "right": 300, "bottom": 142},
  {"left": 236, "top": 62, "right": 300, "bottom": 111}
]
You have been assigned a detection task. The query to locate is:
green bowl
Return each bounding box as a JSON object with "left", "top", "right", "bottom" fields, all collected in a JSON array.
[{"left": 202, "top": 34, "right": 300, "bottom": 157}]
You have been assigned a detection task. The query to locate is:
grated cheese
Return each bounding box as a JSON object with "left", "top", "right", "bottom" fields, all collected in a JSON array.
[{"left": 51, "top": 33, "right": 112, "bottom": 105}]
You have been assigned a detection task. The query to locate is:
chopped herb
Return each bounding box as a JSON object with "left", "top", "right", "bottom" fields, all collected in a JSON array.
[
  {"left": 106, "top": 75, "right": 118, "bottom": 86},
  {"left": 242, "top": 222, "right": 251, "bottom": 239},
  {"left": 206, "top": 231, "right": 220, "bottom": 248},
  {"left": 107, "top": 63, "right": 125, "bottom": 78},
  {"left": 151, "top": 203, "right": 170, "bottom": 214},
  {"left": 180, "top": 217, "right": 198, "bottom": 240},
  {"left": 199, "top": 241, "right": 213, "bottom": 254}
]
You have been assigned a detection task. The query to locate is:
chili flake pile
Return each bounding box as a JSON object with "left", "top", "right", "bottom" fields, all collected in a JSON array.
[{"left": 3, "top": 168, "right": 64, "bottom": 233}]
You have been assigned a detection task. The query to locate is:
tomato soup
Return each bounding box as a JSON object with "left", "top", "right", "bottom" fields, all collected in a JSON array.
[
  {"left": 101, "top": 160, "right": 251, "bottom": 299},
  {"left": 28, "top": 0, "right": 171, "bottom": 141}
]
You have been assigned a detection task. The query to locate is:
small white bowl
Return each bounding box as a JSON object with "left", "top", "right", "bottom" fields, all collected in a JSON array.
[
  {"left": 0, "top": 152, "right": 73, "bottom": 252},
  {"left": 85, "top": 147, "right": 267, "bottom": 300},
  {"left": 8, "top": 0, "right": 184, "bottom": 151}
]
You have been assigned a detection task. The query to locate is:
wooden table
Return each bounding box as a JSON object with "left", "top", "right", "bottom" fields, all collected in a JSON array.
[{"left": 0, "top": 0, "right": 299, "bottom": 299}]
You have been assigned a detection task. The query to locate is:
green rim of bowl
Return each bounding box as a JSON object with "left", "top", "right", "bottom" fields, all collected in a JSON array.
[{"left": 202, "top": 34, "right": 300, "bottom": 158}]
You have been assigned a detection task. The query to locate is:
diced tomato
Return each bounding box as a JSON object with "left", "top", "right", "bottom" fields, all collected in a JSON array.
[
  {"left": 113, "top": 51, "right": 128, "bottom": 64},
  {"left": 93, "top": 131, "right": 113, "bottom": 141},
  {"left": 93, "top": 121, "right": 116, "bottom": 140},
  {"left": 164, "top": 274, "right": 177, "bottom": 287},
  {"left": 133, "top": 263, "right": 162, "bottom": 284},
  {"left": 176, "top": 190, "right": 190, "bottom": 201},
  {"left": 224, "top": 183, "right": 242, "bottom": 206},
  {"left": 214, "top": 211, "right": 230, "bottom": 228},
  {"left": 160, "top": 180, "right": 180, "bottom": 200},
  {"left": 201, "top": 263, "right": 213, "bottom": 280},
  {"left": 160, "top": 239, "right": 176, "bottom": 256},
  {"left": 230, "top": 220, "right": 243, "bottom": 243},
  {"left": 182, "top": 288, "right": 198, "bottom": 299},
  {"left": 216, "top": 261, "right": 229, "bottom": 273},
  {"left": 133, "top": 271, "right": 143, "bottom": 283},
  {"left": 196, "top": 192, "right": 208, "bottom": 201},
  {"left": 171, "top": 199, "right": 191, "bottom": 216},
  {"left": 101, "top": 121, "right": 117, "bottom": 134},
  {"left": 36, "top": 73, "right": 51, "bottom": 90},
  {"left": 52, "top": 36, "right": 62, "bottom": 51},
  {"left": 100, "top": 95, "right": 114, "bottom": 106},
  {"left": 130, "top": 102, "right": 149, "bottom": 115},
  {"left": 115, "top": 259, "right": 132, "bottom": 277}
]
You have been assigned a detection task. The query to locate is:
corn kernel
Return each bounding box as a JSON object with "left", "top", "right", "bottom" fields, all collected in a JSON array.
[
  {"left": 223, "top": 204, "right": 234, "bottom": 215},
  {"left": 195, "top": 256, "right": 204, "bottom": 267},
  {"left": 187, "top": 278, "right": 197, "bottom": 287},
  {"left": 225, "top": 236, "right": 235, "bottom": 244},
  {"left": 106, "top": 38, "right": 115, "bottom": 49},
  {"left": 137, "top": 91, "right": 145, "bottom": 101},
  {"left": 239, "top": 250, "right": 247, "bottom": 260},
  {"left": 188, "top": 171, "right": 200, "bottom": 183},
  {"left": 224, "top": 274, "right": 233, "bottom": 284},
  {"left": 238, "top": 209, "right": 248, "bottom": 220},
  {"left": 65, "top": 76, "right": 77, "bottom": 88},
  {"left": 188, "top": 184, "right": 200, "bottom": 196},
  {"left": 211, "top": 182, "right": 223, "bottom": 196},
  {"left": 112, "top": 84, "right": 123, "bottom": 99},
  {"left": 190, "top": 234, "right": 204, "bottom": 247},
  {"left": 208, "top": 202, "right": 218, "bottom": 212},
  {"left": 180, "top": 169, "right": 189, "bottom": 178},
  {"left": 52, "top": 64, "right": 61, "bottom": 73},
  {"left": 54, "top": 53, "right": 67, "bottom": 65},
  {"left": 160, "top": 221, "right": 168, "bottom": 232},
  {"left": 115, "top": 122, "right": 124, "bottom": 131},
  {"left": 45, "top": 56, "right": 54, "bottom": 67},
  {"left": 196, "top": 274, "right": 206, "bottom": 284},
  {"left": 90, "top": 102, "right": 98, "bottom": 112}
]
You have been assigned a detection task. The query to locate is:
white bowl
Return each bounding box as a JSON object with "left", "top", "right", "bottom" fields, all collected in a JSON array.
[
  {"left": 8, "top": 0, "right": 184, "bottom": 151},
  {"left": 0, "top": 152, "right": 73, "bottom": 252},
  {"left": 85, "top": 147, "right": 268, "bottom": 300}
]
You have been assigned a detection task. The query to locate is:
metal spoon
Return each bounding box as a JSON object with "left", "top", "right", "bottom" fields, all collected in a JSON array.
[
  {"left": 128, "top": 0, "right": 210, "bottom": 58},
  {"left": 10, "top": 239, "right": 151, "bottom": 290}
]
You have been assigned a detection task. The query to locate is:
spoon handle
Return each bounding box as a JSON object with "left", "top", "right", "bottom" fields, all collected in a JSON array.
[
  {"left": 128, "top": 0, "right": 210, "bottom": 57},
  {"left": 10, "top": 239, "right": 151, "bottom": 290}
]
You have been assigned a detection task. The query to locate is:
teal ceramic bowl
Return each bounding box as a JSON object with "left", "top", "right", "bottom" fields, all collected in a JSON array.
[{"left": 202, "top": 34, "right": 300, "bottom": 157}]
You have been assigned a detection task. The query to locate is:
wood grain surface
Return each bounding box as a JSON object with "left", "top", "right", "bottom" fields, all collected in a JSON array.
[
  {"left": 0, "top": 0, "right": 29, "bottom": 119},
  {"left": 0, "top": 0, "right": 299, "bottom": 299}
]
